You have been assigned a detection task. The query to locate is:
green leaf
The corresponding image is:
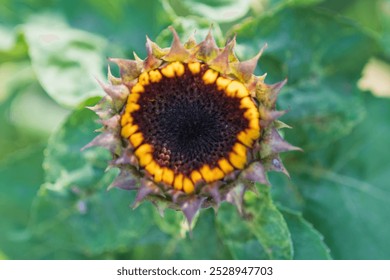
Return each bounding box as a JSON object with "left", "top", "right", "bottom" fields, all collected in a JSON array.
[
  {"left": 0, "top": 59, "right": 70, "bottom": 161},
  {"left": 42, "top": 97, "right": 109, "bottom": 188},
  {"left": 233, "top": 7, "right": 378, "bottom": 149},
  {"left": 153, "top": 208, "right": 232, "bottom": 259},
  {"left": 0, "top": 28, "right": 28, "bottom": 64},
  {"left": 1, "top": 0, "right": 170, "bottom": 57},
  {"left": 162, "top": 0, "right": 252, "bottom": 23},
  {"left": 0, "top": 61, "right": 34, "bottom": 104},
  {"left": 0, "top": 145, "right": 45, "bottom": 259},
  {"left": 156, "top": 18, "right": 225, "bottom": 48},
  {"left": 30, "top": 177, "right": 163, "bottom": 258},
  {"left": 279, "top": 81, "right": 366, "bottom": 150},
  {"left": 23, "top": 16, "right": 107, "bottom": 108},
  {"left": 317, "top": 0, "right": 384, "bottom": 35},
  {"left": 59, "top": 0, "right": 170, "bottom": 55},
  {"left": 0, "top": 250, "right": 7, "bottom": 260},
  {"left": 278, "top": 95, "right": 390, "bottom": 259},
  {"left": 0, "top": 64, "right": 51, "bottom": 160},
  {"left": 233, "top": 7, "right": 377, "bottom": 81},
  {"left": 216, "top": 184, "right": 293, "bottom": 259},
  {"left": 29, "top": 102, "right": 170, "bottom": 258},
  {"left": 379, "top": 0, "right": 390, "bottom": 57},
  {"left": 279, "top": 207, "right": 332, "bottom": 259},
  {"left": 259, "top": 0, "right": 325, "bottom": 15},
  {"left": 0, "top": 25, "right": 16, "bottom": 51}
]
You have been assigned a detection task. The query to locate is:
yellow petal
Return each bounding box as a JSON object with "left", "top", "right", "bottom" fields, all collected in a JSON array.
[
  {"left": 162, "top": 168, "right": 174, "bottom": 185},
  {"left": 145, "top": 160, "right": 158, "bottom": 175},
  {"left": 200, "top": 165, "right": 214, "bottom": 182},
  {"left": 211, "top": 167, "right": 225, "bottom": 180},
  {"left": 138, "top": 72, "right": 149, "bottom": 86},
  {"left": 172, "top": 61, "right": 185, "bottom": 77},
  {"left": 131, "top": 83, "right": 144, "bottom": 94},
  {"left": 129, "top": 132, "right": 144, "bottom": 147},
  {"left": 218, "top": 158, "right": 234, "bottom": 174},
  {"left": 135, "top": 144, "right": 153, "bottom": 158},
  {"left": 161, "top": 64, "right": 175, "bottom": 78},
  {"left": 226, "top": 80, "right": 248, "bottom": 98},
  {"left": 229, "top": 152, "right": 246, "bottom": 169},
  {"left": 237, "top": 130, "right": 253, "bottom": 147},
  {"left": 149, "top": 70, "right": 162, "bottom": 83},
  {"left": 154, "top": 167, "right": 164, "bottom": 182},
  {"left": 249, "top": 118, "right": 260, "bottom": 130},
  {"left": 128, "top": 93, "right": 140, "bottom": 103},
  {"left": 125, "top": 103, "right": 140, "bottom": 113},
  {"left": 246, "top": 128, "right": 260, "bottom": 140},
  {"left": 183, "top": 177, "right": 195, "bottom": 194},
  {"left": 120, "top": 113, "right": 132, "bottom": 126},
  {"left": 121, "top": 124, "right": 138, "bottom": 138},
  {"left": 239, "top": 96, "right": 255, "bottom": 109},
  {"left": 244, "top": 108, "right": 260, "bottom": 120},
  {"left": 190, "top": 170, "right": 202, "bottom": 184},
  {"left": 232, "top": 142, "right": 247, "bottom": 157},
  {"left": 202, "top": 69, "right": 218, "bottom": 84},
  {"left": 216, "top": 77, "right": 231, "bottom": 91},
  {"left": 173, "top": 173, "right": 184, "bottom": 190},
  {"left": 188, "top": 62, "right": 201, "bottom": 74},
  {"left": 139, "top": 153, "right": 153, "bottom": 167}
]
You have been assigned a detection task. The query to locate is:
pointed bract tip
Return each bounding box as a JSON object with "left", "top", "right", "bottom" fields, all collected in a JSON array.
[
  {"left": 270, "top": 128, "right": 302, "bottom": 154},
  {"left": 242, "top": 161, "right": 269, "bottom": 185},
  {"left": 204, "top": 182, "right": 222, "bottom": 206},
  {"left": 226, "top": 35, "right": 238, "bottom": 63},
  {"left": 107, "top": 58, "right": 141, "bottom": 83},
  {"left": 206, "top": 26, "right": 214, "bottom": 41},
  {"left": 180, "top": 197, "right": 206, "bottom": 227},
  {"left": 163, "top": 26, "right": 190, "bottom": 62},
  {"left": 184, "top": 31, "right": 197, "bottom": 49},
  {"left": 269, "top": 156, "right": 290, "bottom": 178},
  {"left": 132, "top": 179, "right": 162, "bottom": 209},
  {"left": 146, "top": 35, "right": 168, "bottom": 59},
  {"left": 195, "top": 27, "right": 219, "bottom": 61},
  {"left": 110, "top": 169, "right": 139, "bottom": 191},
  {"left": 271, "top": 78, "right": 287, "bottom": 95},
  {"left": 226, "top": 183, "right": 246, "bottom": 215},
  {"left": 226, "top": 33, "right": 237, "bottom": 46},
  {"left": 259, "top": 109, "right": 287, "bottom": 127},
  {"left": 101, "top": 114, "right": 120, "bottom": 131},
  {"left": 168, "top": 25, "right": 178, "bottom": 36},
  {"left": 231, "top": 46, "right": 266, "bottom": 82},
  {"left": 107, "top": 64, "right": 122, "bottom": 85},
  {"left": 144, "top": 38, "right": 163, "bottom": 71},
  {"left": 274, "top": 120, "right": 293, "bottom": 129},
  {"left": 112, "top": 147, "right": 136, "bottom": 166},
  {"left": 82, "top": 132, "right": 119, "bottom": 153},
  {"left": 145, "top": 34, "right": 152, "bottom": 43},
  {"left": 209, "top": 43, "right": 231, "bottom": 73},
  {"left": 97, "top": 81, "right": 129, "bottom": 110},
  {"left": 133, "top": 51, "right": 142, "bottom": 62},
  {"left": 86, "top": 96, "right": 114, "bottom": 119}
]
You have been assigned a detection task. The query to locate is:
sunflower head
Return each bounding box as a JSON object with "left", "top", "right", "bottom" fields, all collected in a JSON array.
[{"left": 85, "top": 27, "right": 300, "bottom": 225}]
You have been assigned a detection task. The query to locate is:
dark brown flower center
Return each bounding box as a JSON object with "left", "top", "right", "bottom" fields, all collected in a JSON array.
[
  {"left": 132, "top": 64, "right": 248, "bottom": 175},
  {"left": 120, "top": 61, "right": 260, "bottom": 193}
]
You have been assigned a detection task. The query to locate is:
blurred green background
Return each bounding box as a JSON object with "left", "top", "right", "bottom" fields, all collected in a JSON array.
[{"left": 1, "top": 0, "right": 390, "bottom": 260}]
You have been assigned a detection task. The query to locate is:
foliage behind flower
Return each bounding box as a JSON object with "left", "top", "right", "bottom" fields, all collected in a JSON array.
[{"left": 0, "top": 0, "right": 389, "bottom": 260}]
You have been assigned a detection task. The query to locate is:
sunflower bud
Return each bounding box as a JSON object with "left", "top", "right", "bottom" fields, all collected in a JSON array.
[{"left": 86, "top": 27, "right": 300, "bottom": 226}]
